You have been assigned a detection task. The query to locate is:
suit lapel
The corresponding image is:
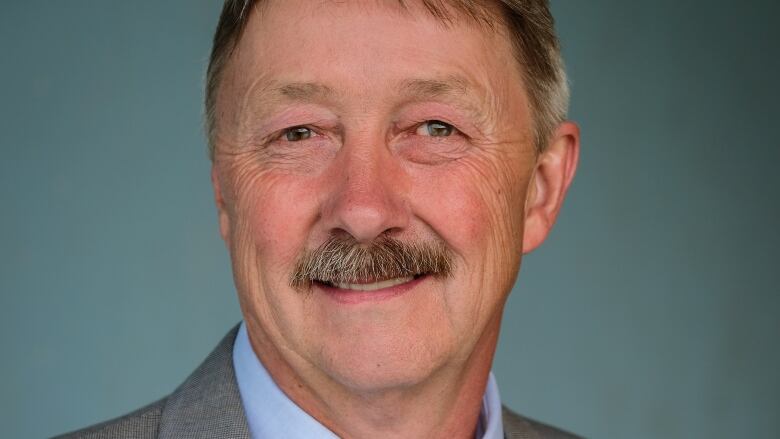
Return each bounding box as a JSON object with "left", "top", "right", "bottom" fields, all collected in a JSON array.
[{"left": 158, "top": 325, "right": 251, "bottom": 439}]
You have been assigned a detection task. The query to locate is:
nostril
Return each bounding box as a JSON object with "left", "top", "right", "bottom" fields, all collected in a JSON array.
[{"left": 329, "top": 206, "right": 404, "bottom": 244}]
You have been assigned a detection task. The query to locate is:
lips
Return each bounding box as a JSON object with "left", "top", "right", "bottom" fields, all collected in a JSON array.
[
  {"left": 326, "top": 276, "right": 415, "bottom": 292},
  {"left": 314, "top": 274, "right": 427, "bottom": 303}
]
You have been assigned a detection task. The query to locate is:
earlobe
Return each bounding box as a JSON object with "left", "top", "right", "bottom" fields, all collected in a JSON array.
[
  {"left": 522, "top": 121, "right": 580, "bottom": 254},
  {"left": 211, "top": 165, "right": 231, "bottom": 245}
]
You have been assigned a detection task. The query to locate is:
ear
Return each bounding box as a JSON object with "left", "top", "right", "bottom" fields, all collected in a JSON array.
[
  {"left": 522, "top": 121, "right": 580, "bottom": 254},
  {"left": 211, "top": 164, "right": 231, "bottom": 246}
]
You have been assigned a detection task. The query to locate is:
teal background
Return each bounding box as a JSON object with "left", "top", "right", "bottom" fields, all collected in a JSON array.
[{"left": 1, "top": 1, "right": 778, "bottom": 438}]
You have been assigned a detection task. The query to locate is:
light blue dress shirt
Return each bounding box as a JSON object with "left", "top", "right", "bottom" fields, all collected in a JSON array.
[{"left": 233, "top": 322, "right": 504, "bottom": 439}]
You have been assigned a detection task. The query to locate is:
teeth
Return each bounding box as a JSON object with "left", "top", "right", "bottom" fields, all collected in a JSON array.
[{"left": 334, "top": 276, "right": 414, "bottom": 291}]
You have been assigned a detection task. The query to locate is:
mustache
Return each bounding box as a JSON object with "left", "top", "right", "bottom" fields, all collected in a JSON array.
[{"left": 289, "top": 234, "right": 454, "bottom": 289}]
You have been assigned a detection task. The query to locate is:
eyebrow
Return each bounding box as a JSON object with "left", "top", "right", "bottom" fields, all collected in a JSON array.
[
  {"left": 398, "top": 75, "right": 487, "bottom": 124},
  {"left": 399, "top": 76, "right": 470, "bottom": 100},
  {"left": 239, "top": 81, "right": 336, "bottom": 122},
  {"left": 262, "top": 76, "right": 472, "bottom": 104},
  {"left": 275, "top": 82, "right": 335, "bottom": 101}
]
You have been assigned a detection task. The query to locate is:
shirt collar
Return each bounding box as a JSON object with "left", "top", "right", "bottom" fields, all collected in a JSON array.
[{"left": 233, "top": 322, "right": 504, "bottom": 439}]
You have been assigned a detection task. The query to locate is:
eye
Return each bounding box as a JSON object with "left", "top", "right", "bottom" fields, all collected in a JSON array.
[
  {"left": 416, "top": 120, "right": 456, "bottom": 137},
  {"left": 284, "top": 126, "right": 314, "bottom": 141}
]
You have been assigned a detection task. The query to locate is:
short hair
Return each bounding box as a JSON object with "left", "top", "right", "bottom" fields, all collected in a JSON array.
[{"left": 205, "top": 0, "right": 568, "bottom": 159}]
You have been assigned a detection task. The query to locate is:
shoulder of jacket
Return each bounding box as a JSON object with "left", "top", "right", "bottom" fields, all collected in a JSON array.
[
  {"left": 51, "top": 397, "right": 167, "bottom": 439},
  {"left": 502, "top": 406, "right": 583, "bottom": 439}
]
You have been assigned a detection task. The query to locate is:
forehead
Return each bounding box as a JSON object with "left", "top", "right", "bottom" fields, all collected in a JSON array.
[
  {"left": 218, "top": 0, "right": 529, "bottom": 127},
  {"left": 248, "top": 0, "right": 505, "bottom": 37}
]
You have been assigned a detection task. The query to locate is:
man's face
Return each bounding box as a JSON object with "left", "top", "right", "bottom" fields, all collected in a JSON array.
[{"left": 212, "top": 0, "right": 550, "bottom": 392}]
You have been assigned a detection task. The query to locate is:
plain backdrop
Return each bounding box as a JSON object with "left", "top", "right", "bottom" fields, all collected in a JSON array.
[{"left": 1, "top": 1, "right": 778, "bottom": 438}]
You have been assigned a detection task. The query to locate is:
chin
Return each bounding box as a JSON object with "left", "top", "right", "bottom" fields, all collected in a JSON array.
[{"left": 313, "top": 331, "right": 454, "bottom": 393}]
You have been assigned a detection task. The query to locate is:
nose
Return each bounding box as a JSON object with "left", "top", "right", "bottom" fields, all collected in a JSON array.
[{"left": 320, "top": 138, "right": 409, "bottom": 243}]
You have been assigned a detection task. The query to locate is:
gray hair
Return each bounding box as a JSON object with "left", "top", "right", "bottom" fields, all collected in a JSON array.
[{"left": 289, "top": 234, "right": 454, "bottom": 290}]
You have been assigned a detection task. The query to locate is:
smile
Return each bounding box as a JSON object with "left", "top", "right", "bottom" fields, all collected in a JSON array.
[
  {"left": 314, "top": 275, "right": 428, "bottom": 304},
  {"left": 331, "top": 276, "right": 415, "bottom": 291}
]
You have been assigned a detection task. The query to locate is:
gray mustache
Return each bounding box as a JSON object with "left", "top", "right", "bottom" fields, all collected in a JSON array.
[{"left": 290, "top": 234, "right": 454, "bottom": 289}]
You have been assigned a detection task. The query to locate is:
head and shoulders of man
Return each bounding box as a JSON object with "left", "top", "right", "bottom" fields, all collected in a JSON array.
[
  {"left": 210, "top": 0, "right": 579, "bottom": 436},
  {"left": 57, "top": 0, "right": 580, "bottom": 438}
]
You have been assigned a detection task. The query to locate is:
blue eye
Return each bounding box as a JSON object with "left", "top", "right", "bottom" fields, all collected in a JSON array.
[
  {"left": 284, "top": 126, "right": 313, "bottom": 141},
  {"left": 416, "top": 120, "right": 455, "bottom": 137}
]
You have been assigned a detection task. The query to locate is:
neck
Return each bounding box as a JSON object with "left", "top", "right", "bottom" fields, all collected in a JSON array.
[{"left": 247, "top": 319, "right": 501, "bottom": 439}]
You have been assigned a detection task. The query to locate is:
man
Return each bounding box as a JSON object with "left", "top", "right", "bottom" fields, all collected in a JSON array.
[{"left": 57, "top": 0, "right": 580, "bottom": 437}]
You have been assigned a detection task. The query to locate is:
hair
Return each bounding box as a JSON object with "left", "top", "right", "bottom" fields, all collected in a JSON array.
[{"left": 205, "top": 0, "right": 569, "bottom": 159}]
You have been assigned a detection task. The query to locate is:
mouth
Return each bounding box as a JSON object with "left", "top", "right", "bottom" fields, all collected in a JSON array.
[
  {"left": 313, "top": 274, "right": 428, "bottom": 303},
  {"left": 317, "top": 275, "right": 417, "bottom": 291}
]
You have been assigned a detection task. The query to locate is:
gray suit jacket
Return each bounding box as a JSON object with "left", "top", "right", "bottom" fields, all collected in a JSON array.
[{"left": 55, "top": 326, "right": 580, "bottom": 439}]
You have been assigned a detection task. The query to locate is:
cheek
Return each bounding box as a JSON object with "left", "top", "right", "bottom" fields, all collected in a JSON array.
[
  {"left": 407, "top": 156, "right": 531, "bottom": 341},
  {"left": 227, "top": 165, "right": 318, "bottom": 282},
  {"left": 410, "top": 156, "right": 530, "bottom": 267},
  {"left": 224, "top": 163, "right": 324, "bottom": 347}
]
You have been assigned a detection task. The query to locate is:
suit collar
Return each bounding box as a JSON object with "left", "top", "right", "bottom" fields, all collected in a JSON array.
[{"left": 158, "top": 324, "right": 250, "bottom": 439}]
